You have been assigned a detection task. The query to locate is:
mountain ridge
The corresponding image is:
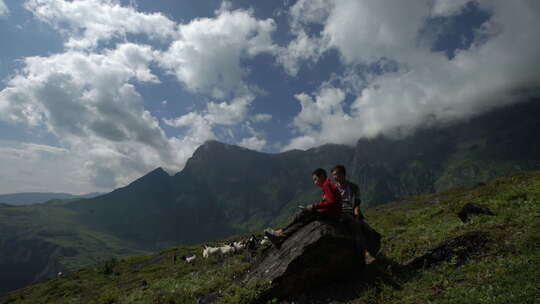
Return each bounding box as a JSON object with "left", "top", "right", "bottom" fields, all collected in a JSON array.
[{"left": 0, "top": 192, "right": 103, "bottom": 206}]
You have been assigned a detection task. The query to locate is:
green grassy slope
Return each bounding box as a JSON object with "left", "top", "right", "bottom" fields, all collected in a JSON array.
[
  {"left": 0, "top": 203, "right": 149, "bottom": 294},
  {"left": 2, "top": 171, "right": 539, "bottom": 304}
]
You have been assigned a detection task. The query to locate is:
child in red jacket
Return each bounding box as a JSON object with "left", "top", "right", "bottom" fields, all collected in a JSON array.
[{"left": 265, "top": 168, "right": 342, "bottom": 246}]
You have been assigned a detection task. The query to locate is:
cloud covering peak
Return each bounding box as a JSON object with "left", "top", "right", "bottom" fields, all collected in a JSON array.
[{"left": 281, "top": 0, "right": 540, "bottom": 150}]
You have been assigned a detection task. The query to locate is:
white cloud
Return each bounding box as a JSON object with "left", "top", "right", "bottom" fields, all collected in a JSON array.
[
  {"left": 284, "top": 87, "right": 355, "bottom": 150},
  {"left": 163, "top": 93, "right": 269, "bottom": 151},
  {"left": 215, "top": 0, "right": 233, "bottom": 15},
  {"left": 153, "top": 5, "right": 277, "bottom": 153},
  {"left": 319, "top": 0, "right": 430, "bottom": 64},
  {"left": 24, "top": 0, "right": 279, "bottom": 100},
  {"left": 277, "top": 30, "right": 325, "bottom": 76},
  {"left": 283, "top": 0, "right": 540, "bottom": 150},
  {"left": 279, "top": 0, "right": 430, "bottom": 75},
  {"left": 275, "top": 0, "right": 331, "bottom": 76},
  {"left": 24, "top": 0, "right": 177, "bottom": 49},
  {"left": 431, "top": 0, "right": 472, "bottom": 17},
  {"left": 237, "top": 121, "right": 267, "bottom": 150},
  {"left": 162, "top": 112, "right": 217, "bottom": 167},
  {"left": 163, "top": 112, "right": 216, "bottom": 143},
  {"left": 0, "top": 0, "right": 9, "bottom": 17},
  {"left": 239, "top": 136, "right": 266, "bottom": 151},
  {"left": 158, "top": 7, "right": 277, "bottom": 98},
  {"left": 292, "top": 88, "right": 345, "bottom": 133},
  {"left": 289, "top": 0, "right": 333, "bottom": 28},
  {"left": 205, "top": 95, "right": 253, "bottom": 125},
  {"left": 0, "top": 141, "right": 92, "bottom": 194},
  {"left": 251, "top": 113, "right": 272, "bottom": 123},
  {"left": 0, "top": 43, "right": 191, "bottom": 191},
  {"left": 163, "top": 94, "right": 257, "bottom": 151},
  {"left": 165, "top": 94, "right": 253, "bottom": 128}
]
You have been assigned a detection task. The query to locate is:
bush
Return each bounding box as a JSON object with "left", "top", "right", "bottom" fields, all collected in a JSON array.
[{"left": 100, "top": 256, "right": 118, "bottom": 275}]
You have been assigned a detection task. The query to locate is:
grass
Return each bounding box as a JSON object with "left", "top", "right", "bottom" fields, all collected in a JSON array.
[
  {"left": 0, "top": 203, "right": 149, "bottom": 275},
  {"left": 2, "top": 171, "right": 540, "bottom": 304}
]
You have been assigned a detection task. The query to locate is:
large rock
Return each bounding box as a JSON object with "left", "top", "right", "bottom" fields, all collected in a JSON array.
[{"left": 245, "top": 219, "right": 373, "bottom": 300}]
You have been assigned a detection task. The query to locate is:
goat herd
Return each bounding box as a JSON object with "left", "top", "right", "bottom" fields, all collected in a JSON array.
[{"left": 178, "top": 234, "right": 270, "bottom": 264}]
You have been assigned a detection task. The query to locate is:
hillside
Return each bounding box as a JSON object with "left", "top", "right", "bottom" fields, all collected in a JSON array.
[
  {"left": 0, "top": 200, "right": 149, "bottom": 294},
  {"left": 2, "top": 170, "right": 539, "bottom": 304}
]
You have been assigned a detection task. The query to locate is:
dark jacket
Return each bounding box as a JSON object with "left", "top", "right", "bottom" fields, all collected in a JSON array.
[{"left": 339, "top": 181, "right": 363, "bottom": 218}]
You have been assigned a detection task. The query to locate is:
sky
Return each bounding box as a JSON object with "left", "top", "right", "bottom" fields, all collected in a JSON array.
[{"left": 0, "top": 0, "right": 539, "bottom": 194}]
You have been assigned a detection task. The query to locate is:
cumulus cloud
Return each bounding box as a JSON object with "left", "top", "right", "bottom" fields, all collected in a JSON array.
[
  {"left": 239, "top": 136, "right": 266, "bottom": 151},
  {"left": 163, "top": 112, "right": 216, "bottom": 142},
  {"left": 24, "top": 0, "right": 278, "bottom": 99},
  {"left": 158, "top": 7, "right": 277, "bottom": 98},
  {"left": 206, "top": 95, "right": 253, "bottom": 125},
  {"left": 0, "top": 0, "right": 9, "bottom": 17},
  {"left": 284, "top": 87, "right": 353, "bottom": 150},
  {"left": 164, "top": 94, "right": 267, "bottom": 150},
  {"left": 24, "top": 0, "right": 177, "bottom": 49},
  {"left": 278, "top": 0, "right": 431, "bottom": 75},
  {"left": 0, "top": 43, "right": 189, "bottom": 190},
  {"left": 283, "top": 0, "right": 540, "bottom": 150},
  {"left": 162, "top": 92, "right": 269, "bottom": 151},
  {"left": 165, "top": 95, "right": 254, "bottom": 127},
  {"left": 240, "top": 121, "right": 267, "bottom": 150},
  {"left": 275, "top": 0, "right": 331, "bottom": 76},
  {"left": 277, "top": 30, "right": 326, "bottom": 76},
  {"left": 251, "top": 113, "right": 272, "bottom": 123}
]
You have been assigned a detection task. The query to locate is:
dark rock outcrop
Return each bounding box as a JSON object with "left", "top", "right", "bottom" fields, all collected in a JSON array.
[
  {"left": 406, "top": 231, "right": 489, "bottom": 269},
  {"left": 457, "top": 203, "right": 495, "bottom": 223},
  {"left": 244, "top": 219, "right": 378, "bottom": 300}
]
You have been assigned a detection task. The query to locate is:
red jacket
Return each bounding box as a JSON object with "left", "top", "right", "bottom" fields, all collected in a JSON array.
[{"left": 314, "top": 178, "right": 342, "bottom": 217}]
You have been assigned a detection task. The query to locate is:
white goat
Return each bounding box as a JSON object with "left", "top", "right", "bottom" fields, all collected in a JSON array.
[
  {"left": 232, "top": 241, "right": 245, "bottom": 251},
  {"left": 182, "top": 254, "right": 197, "bottom": 263},
  {"left": 202, "top": 244, "right": 221, "bottom": 258},
  {"left": 260, "top": 236, "right": 270, "bottom": 246},
  {"left": 219, "top": 243, "right": 236, "bottom": 255}
]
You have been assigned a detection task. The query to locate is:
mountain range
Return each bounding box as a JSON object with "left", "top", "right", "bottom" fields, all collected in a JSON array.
[
  {"left": 0, "top": 192, "right": 102, "bottom": 206},
  {"left": 1, "top": 98, "right": 539, "bottom": 294}
]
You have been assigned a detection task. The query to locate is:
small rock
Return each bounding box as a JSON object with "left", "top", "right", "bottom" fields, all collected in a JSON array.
[
  {"left": 457, "top": 202, "right": 495, "bottom": 223},
  {"left": 405, "top": 231, "right": 489, "bottom": 268}
]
